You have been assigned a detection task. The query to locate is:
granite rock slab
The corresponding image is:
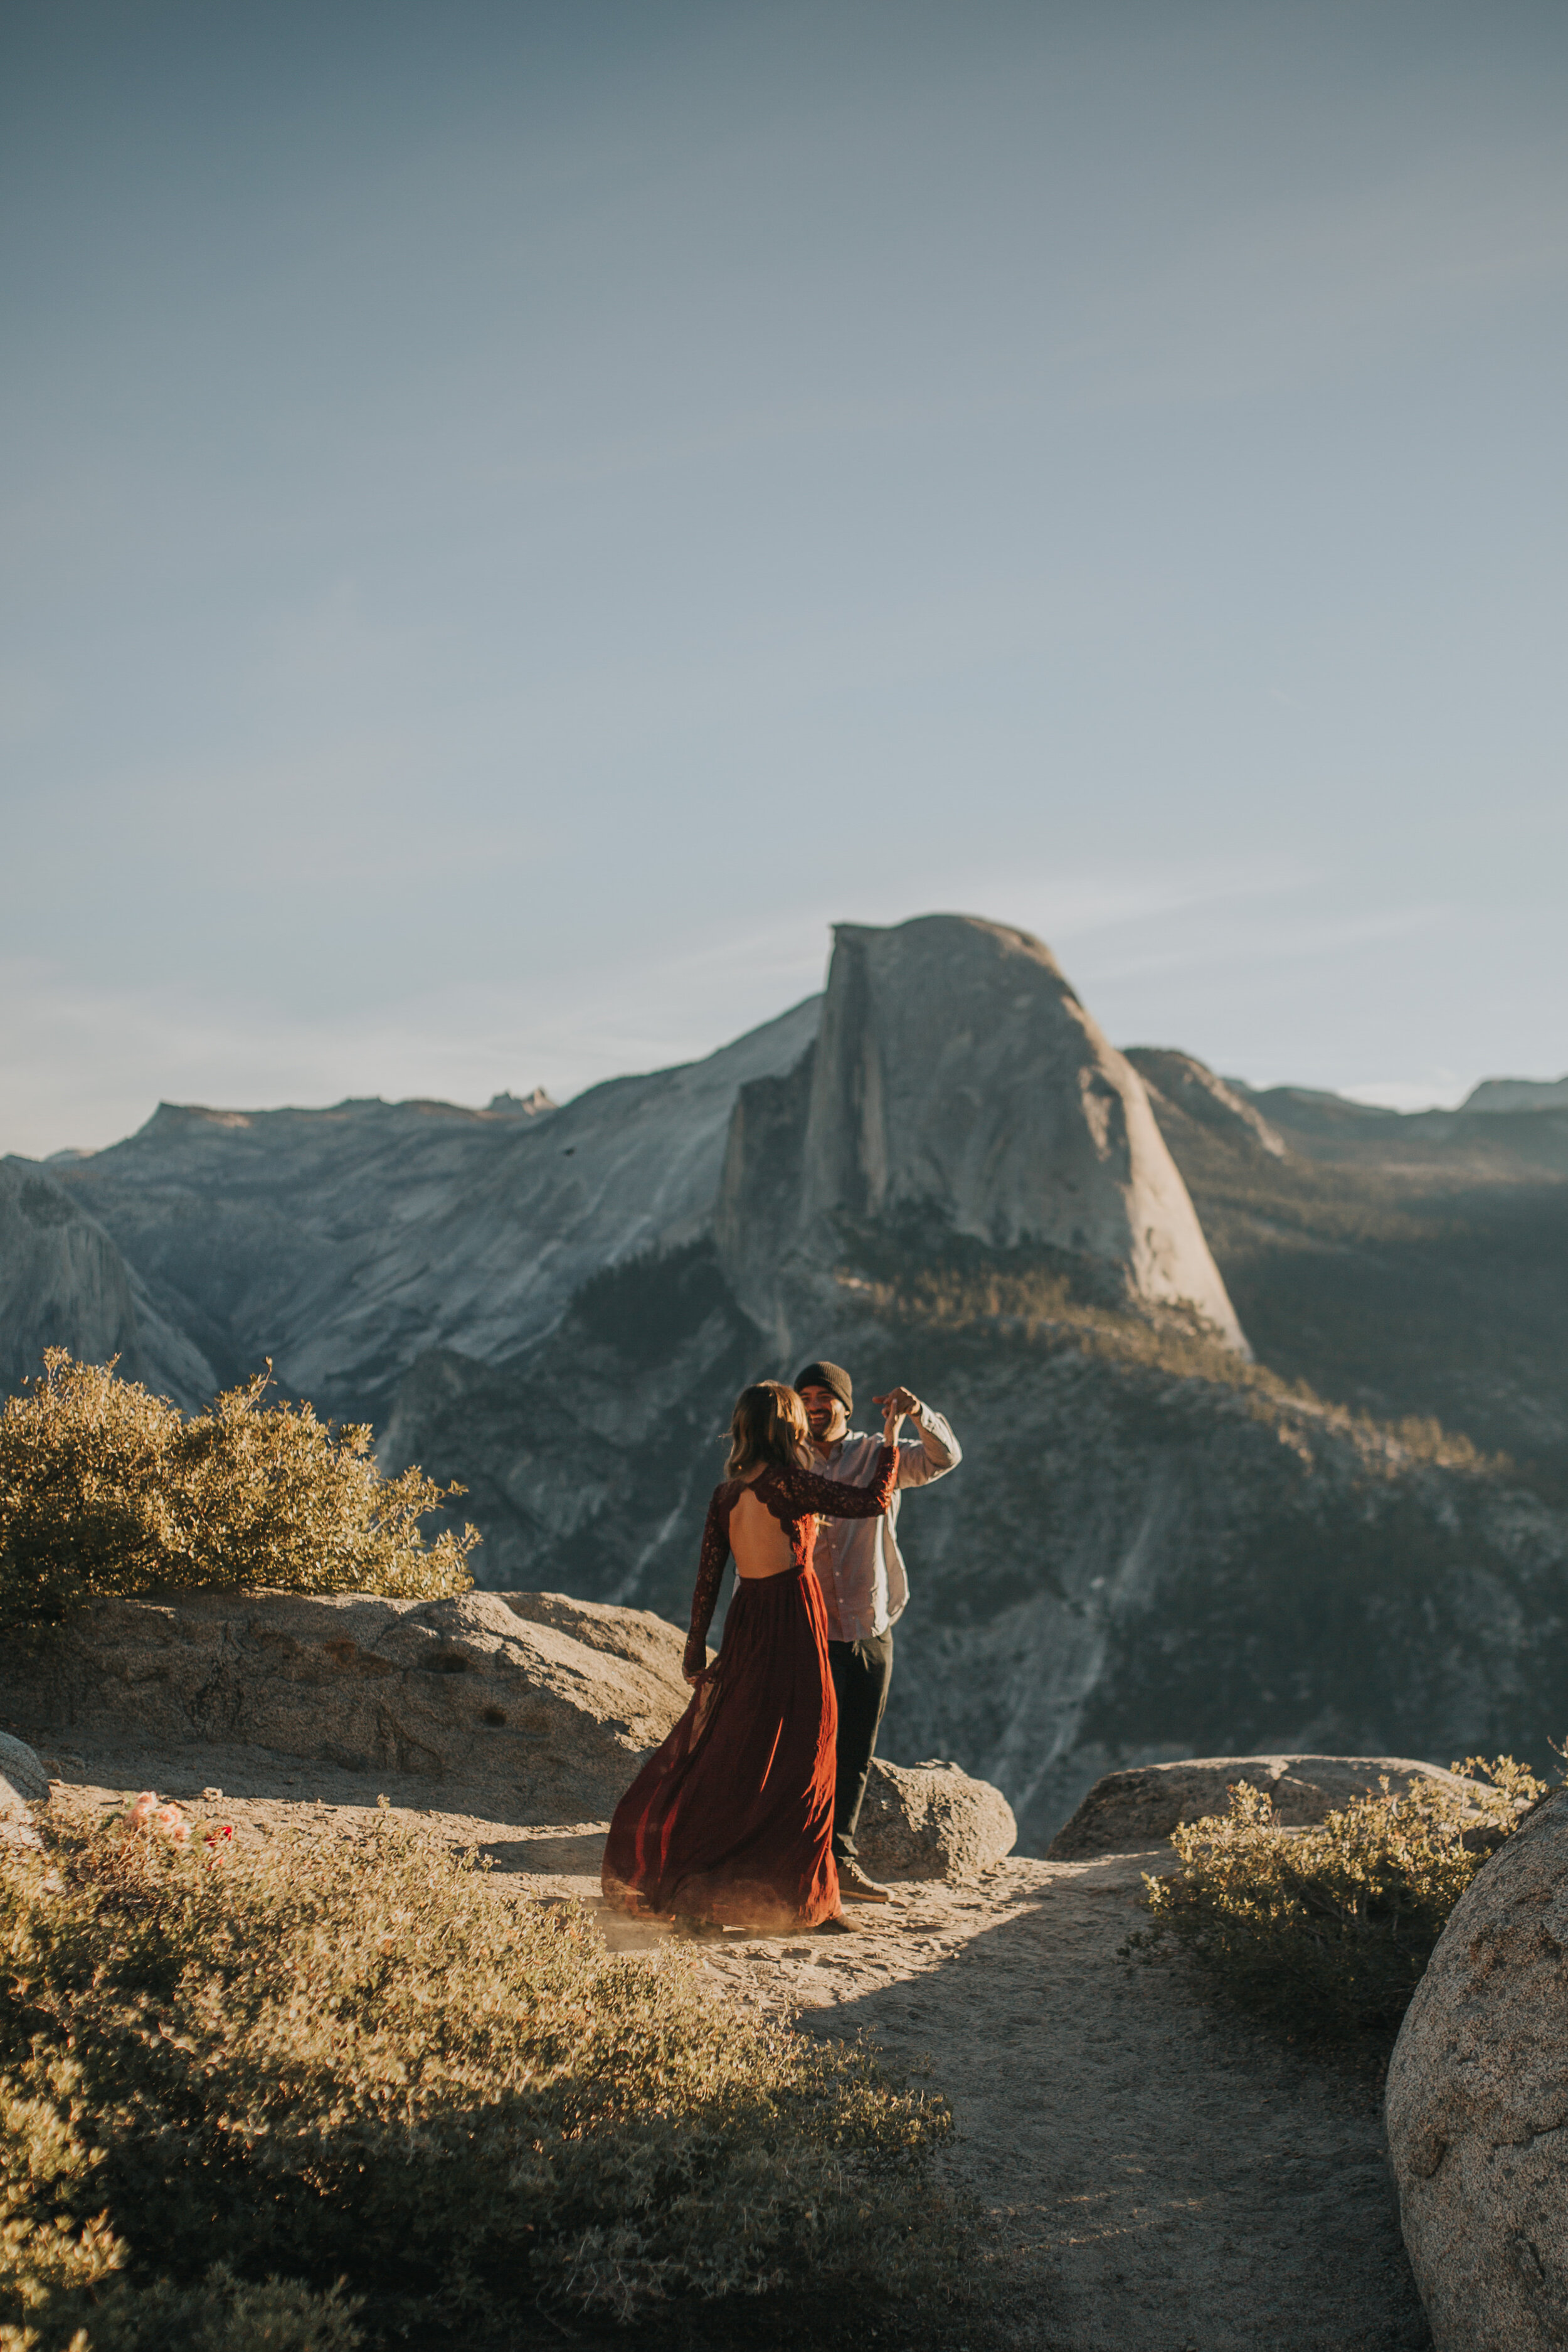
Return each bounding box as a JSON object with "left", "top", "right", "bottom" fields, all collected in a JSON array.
[{"left": 1049, "top": 1753, "right": 1477, "bottom": 1858}]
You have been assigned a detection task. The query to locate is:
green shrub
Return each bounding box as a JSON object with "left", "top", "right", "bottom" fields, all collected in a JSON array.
[
  {"left": 1126, "top": 1757, "right": 1550, "bottom": 2046},
  {"left": 0, "top": 1801, "right": 953, "bottom": 2349},
  {"left": 0, "top": 1352, "right": 479, "bottom": 1636}
]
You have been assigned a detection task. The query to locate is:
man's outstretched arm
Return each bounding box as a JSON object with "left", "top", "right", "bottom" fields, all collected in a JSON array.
[{"left": 873, "top": 1385, "right": 961, "bottom": 1487}]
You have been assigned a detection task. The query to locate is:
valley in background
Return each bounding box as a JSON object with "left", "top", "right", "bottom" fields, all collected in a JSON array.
[{"left": 4, "top": 913, "right": 1565, "bottom": 1848}]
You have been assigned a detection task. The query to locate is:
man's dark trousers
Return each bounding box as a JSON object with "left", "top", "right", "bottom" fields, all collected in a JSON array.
[{"left": 827, "top": 1629, "right": 894, "bottom": 1865}]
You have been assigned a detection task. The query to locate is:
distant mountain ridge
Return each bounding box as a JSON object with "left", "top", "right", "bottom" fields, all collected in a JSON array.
[
  {"left": 1463, "top": 1074, "right": 1568, "bottom": 1114},
  {"left": 32, "top": 995, "right": 819, "bottom": 1417},
  {"left": 5, "top": 912, "right": 1566, "bottom": 1848},
  {"left": 16, "top": 916, "right": 1261, "bottom": 1414}
]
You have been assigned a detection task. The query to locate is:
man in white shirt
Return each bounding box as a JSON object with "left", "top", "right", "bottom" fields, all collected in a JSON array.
[{"left": 794, "top": 1358, "right": 962, "bottom": 1903}]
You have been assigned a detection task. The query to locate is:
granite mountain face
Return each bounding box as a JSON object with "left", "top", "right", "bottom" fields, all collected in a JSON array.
[
  {"left": 716, "top": 915, "right": 1247, "bottom": 1356},
  {"left": 18, "top": 916, "right": 1244, "bottom": 1415},
  {"left": 32, "top": 997, "right": 817, "bottom": 1419},
  {"left": 378, "top": 1230, "right": 1568, "bottom": 1850},
  {"left": 8, "top": 913, "right": 1567, "bottom": 1846},
  {"left": 0, "top": 1155, "right": 217, "bottom": 1406}
]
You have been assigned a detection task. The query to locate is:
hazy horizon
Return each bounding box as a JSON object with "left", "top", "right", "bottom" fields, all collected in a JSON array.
[
  {"left": 5, "top": 2, "right": 1565, "bottom": 1158},
  {"left": 18, "top": 917, "right": 1560, "bottom": 1163}
]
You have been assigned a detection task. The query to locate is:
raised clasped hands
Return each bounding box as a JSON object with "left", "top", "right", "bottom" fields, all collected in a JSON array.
[{"left": 874, "top": 1384, "right": 920, "bottom": 1446}]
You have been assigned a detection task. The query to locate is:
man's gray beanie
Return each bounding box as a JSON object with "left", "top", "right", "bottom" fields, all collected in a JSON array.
[{"left": 793, "top": 1359, "right": 852, "bottom": 1412}]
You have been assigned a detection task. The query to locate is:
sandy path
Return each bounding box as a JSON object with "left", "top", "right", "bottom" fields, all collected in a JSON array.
[{"left": 38, "top": 1739, "right": 1429, "bottom": 2352}]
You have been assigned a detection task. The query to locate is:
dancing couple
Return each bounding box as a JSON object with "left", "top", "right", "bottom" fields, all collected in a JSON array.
[{"left": 602, "top": 1359, "right": 961, "bottom": 1933}]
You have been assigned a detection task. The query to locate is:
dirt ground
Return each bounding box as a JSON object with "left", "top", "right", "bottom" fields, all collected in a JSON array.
[{"left": 31, "top": 1734, "right": 1430, "bottom": 2352}]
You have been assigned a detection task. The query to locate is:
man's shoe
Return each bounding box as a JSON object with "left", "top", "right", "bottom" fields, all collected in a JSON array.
[{"left": 838, "top": 1865, "right": 892, "bottom": 1904}]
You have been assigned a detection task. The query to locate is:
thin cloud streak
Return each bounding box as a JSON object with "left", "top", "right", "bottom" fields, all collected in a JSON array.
[{"left": 1076, "top": 903, "right": 1449, "bottom": 988}]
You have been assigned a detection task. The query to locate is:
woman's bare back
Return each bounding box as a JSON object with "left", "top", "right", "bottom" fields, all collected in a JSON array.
[{"left": 729, "top": 1471, "right": 799, "bottom": 1580}]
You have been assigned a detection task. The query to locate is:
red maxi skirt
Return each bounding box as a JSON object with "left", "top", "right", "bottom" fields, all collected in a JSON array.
[{"left": 601, "top": 1564, "right": 840, "bottom": 1931}]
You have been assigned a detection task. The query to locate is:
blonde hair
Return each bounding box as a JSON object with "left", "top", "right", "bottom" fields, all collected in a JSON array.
[{"left": 725, "top": 1381, "right": 810, "bottom": 1478}]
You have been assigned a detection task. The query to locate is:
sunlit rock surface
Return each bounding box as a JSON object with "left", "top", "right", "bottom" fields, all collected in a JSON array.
[
  {"left": 1387, "top": 1788, "right": 1568, "bottom": 2352},
  {"left": 0, "top": 1589, "right": 1012, "bottom": 1878},
  {"left": 0, "top": 1587, "right": 692, "bottom": 1824},
  {"left": 855, "top": 1755, "right": 1017, "bottom": 1880},
  {"left": 718, "top": 915, "right": 1248, "bottom": 1354}
]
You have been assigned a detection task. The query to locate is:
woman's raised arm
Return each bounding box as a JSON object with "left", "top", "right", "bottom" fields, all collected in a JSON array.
[{"left": 776, "top": 1444, "right": 899, "bottom": 1522}]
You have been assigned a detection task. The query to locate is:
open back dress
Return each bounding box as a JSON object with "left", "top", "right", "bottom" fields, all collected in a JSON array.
[{"left": 601, "top": 1444, "right": 898, "bottom": 1931}]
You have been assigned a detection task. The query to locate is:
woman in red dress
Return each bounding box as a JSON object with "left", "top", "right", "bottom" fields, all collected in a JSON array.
[{"left": 601, "top": 1380, "right": 902, "bottom": 1932}]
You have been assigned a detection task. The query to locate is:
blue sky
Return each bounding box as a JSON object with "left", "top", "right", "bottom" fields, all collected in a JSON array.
[{"left": 4, "top": 1, "right": 1565, "bottom": 1155}]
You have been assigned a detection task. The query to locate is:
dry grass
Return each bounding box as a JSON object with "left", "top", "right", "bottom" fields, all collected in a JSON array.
[{"left": 0, "top": 1799, "right": 954, "bottom": 2351}]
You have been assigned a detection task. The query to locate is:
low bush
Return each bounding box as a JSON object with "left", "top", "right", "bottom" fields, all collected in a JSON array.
[
  {"left": 0, "top": 1352, "right": 479, "bottom": 1636},
  {"left": 0, "top": 1801, "right": 953, "bottom": 2351},
  {"left": 1126, "top": 1757, "right": 1550, "bottom": 2047}
]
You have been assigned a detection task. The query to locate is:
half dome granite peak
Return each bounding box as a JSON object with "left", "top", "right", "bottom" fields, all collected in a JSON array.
[{"left": 718, "top": 913, "right": 1248, "bottom": 1353}]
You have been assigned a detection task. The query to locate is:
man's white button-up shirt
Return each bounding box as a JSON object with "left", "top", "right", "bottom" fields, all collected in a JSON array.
[{"left": 808, "top": 1402, "right": 961, "bottom": 1643}]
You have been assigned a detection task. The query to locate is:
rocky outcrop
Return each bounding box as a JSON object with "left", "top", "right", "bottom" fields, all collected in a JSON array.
[
  {"left": 855, "top": 1757, "right": 1017, "bottom": 1880},
  {"left": 1462, "top": 1074, "right": 1568, "bottom": 1114},
  {"left": 485, "top": 1088, "right": 557, "bottom": 1116},
  {"left": 1385, "top": 1787, "right": 1568, "bottom": 2352},
  {"left": 1125, "top": 1047, "right": 1288, "bottom": 1159},
  {"left": 0, "top": 1730, "right": 47, "bottom": 1809},
  {"left": 1, "top": 1588, "right": 694, "bottom": 1825},
  {"left": 0, "top": 1729, "right": 47, "bottom": 1812},
  {"left": 1049, "top": 1754, "right": 1478, "bottom": 1858},
  {"left": 0, "top": 1590, "right": 1015, "bottom": 1882},
  {"left": 716, "top": 916, "right": 1248, "bottom": 1353}
]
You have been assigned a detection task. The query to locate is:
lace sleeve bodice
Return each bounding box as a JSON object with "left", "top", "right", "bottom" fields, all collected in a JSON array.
[
  {"left": 682, "top": 1484, "right": 734, "bottom": 1677},
  {"left": 680, "top": 1448, "right": 898, "bottom": 1677},
  {"left": 766, "top": 1444, "right": 900, "bottom": 1522}
]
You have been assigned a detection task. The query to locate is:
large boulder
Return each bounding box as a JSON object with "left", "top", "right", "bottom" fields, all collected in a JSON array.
[
  {"left": 1385, "top": 1786, "right": 1568, "bottom": 2352},
  {"left": 855, "top": 1756, "right": 1016, "bottom": 1880},
  {"left": 0, "top": 1588, "right": 693, "bottom": 1824},
  {"left": 0, "top": 1729, "right": 48, "bottom": 1810},
  {"left": 0, "top": 1729, "right": 48, "bottom": 1851},
  {"left": 1048, "top": 1753, "right": 1476, "bottom": 1858},
  {"left": 0, "top": 1590, "right": 1008, "bottom": 1884}
]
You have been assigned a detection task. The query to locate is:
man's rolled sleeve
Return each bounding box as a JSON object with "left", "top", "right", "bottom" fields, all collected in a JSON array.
[{"left": 894, "top": 1404, "right": 961, "bottom": 1489}]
